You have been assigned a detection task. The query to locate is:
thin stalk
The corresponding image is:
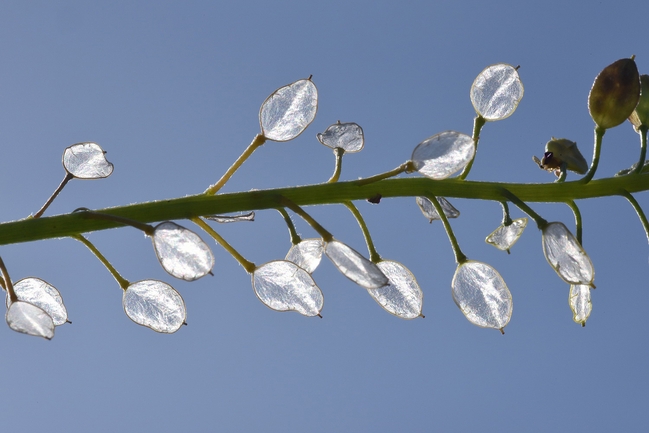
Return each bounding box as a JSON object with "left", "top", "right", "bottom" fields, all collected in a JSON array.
[
  {"left": 280, "top": 197, "right": 334, "bottom": 242},
  {"left": 0, "top": 256, "right": 18, "bottom": 303},
  {"left": 277, "top": 207, "right": 302, "bottom": 245},
  {"left": 192, "top": 217, "right": 256, "bottom": 273},
  {"left": 458, "top": 115, "right": 487, "bottom": 180},
  {"left": 33, "top": 173, "right": 74, "bottom": 218},
  {"left": 620, "top": 190, "right": 649, "bottom": 244},
  {"left": 425, "top": 194, "right": 467, "bottom": 265},
  {"left": 327, "top": 148, "right": 345, "bottom": 183},
  {"left": 72, "top": 234, "right": 130, "bottom": 290},
  {"left": 566, "top": 201, "right": 583, "bottom": 245},
  {"left": 501, "top": 188, "right": 548, "bottom": 229},
  {"left": 500, "top": 201, "right": 513, "bottom": 226},
  {"left": 204, "top": 134, "right": 267, "bottom": 195},
  {"left": 633, "top": 125, "right": 648, "bottom": 175},
  {"left": 77, "top": 209, "right": 155, "bottom": 235},
  {"left": 343, "top": 201, "right": 381, "bottom": 263},
  {"left": 355, "top": 161, "right": 414, "bottom": 186},
  {"left": 580, "top": 126, "right": 606, "bottom": 183}
]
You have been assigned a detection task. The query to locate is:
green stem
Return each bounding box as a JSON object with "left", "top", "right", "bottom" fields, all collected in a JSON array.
[
  {"left": 501, "top": 189, "right": 548, "bottom": 229},
  {"left": 280, "top": 197, "right": 334, "bottom": 243},
  {"left": 633, "top": 125, "right": 648, "bottom": 175},
  {"left": 0, "top": 256, "right": 18, "bottom": 303},
  {"left": 192, "top": 217, "right": 257, "bottom": 273},
  {"left": 2, "top": 175, "right": 649, "bottom": 247},
  {"left": 77, "top": 209, "right": 155, "bottom": 235},
  {"left": 204, "top": 134, "right": 267, "bottom": 195},
  {"left": 425, "top": 194, "right": 467, "bottom": 265},
  {"left": 566, "top": 201, "right": 583, "bottom": 245},
  {"left": 620, "top": 190, "right": 649, "bottom": 245},
  {"left": 33, "top": 173, "right": 74, "bottom": 218},
  {"left": 500, "top": 201, "right": 513, "bottom": 225},
  {"left": 354, "top": 161, "right": 414, "bottom": 186},
  {"left": 343, "top": 201, "right": 381, "bottom": 263},
  {"left": 72, "top": 234, "right": 130, "bottom": 290},
  {"left": 277, "top": 208, "right": 302, "bottom": 245},
  {"left": 327, "top": 148, "right": 345, "bottom": 183},
  {"left": 458, "top": 115, "right": 487, "bottom": 180},
  {"left": 580, "top": 126, "right": 606, "bottom": 183}
]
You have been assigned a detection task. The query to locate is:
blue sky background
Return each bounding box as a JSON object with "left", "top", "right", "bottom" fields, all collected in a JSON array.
[{"left": 0, "top": 1, "right": 647, "bottom": 431}]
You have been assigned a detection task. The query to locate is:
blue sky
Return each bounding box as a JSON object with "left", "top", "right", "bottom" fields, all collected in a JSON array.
[{"left": 1, "top": 1, "right": 647, "bottom": 431}]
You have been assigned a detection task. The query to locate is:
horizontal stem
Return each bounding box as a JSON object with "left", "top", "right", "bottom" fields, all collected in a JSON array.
[{"left": 1, "top": 174, "right": 649, "bottom": 246}]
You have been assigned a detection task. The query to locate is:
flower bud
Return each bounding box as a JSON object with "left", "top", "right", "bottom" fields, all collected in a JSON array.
[
  {"left": 533, "top": 138, "right": 587, "bottom": 175},
  {"left": 588, "top": 57, "right": 640, "bottom": 129},
  {"left": 629, "top": 74, "right": 649, "bottom": 131}
]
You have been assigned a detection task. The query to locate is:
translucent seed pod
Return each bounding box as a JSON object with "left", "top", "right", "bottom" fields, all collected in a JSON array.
[
  {"left": 588, "top": 57, "right": 640, "bottom": 129},
  {"left": 260, "top": 78, "right": 318, "bottom": 142},
  {"left": 416, "top": 196, "right": 460, "bottom": 223},
  {"left": 285, "top": 238, "right": 324, "bottom": 274},
  {"left": 452, "top": 261, "right": 512, "bottom": 333},
  {"left": 63, "top": 142, "right": 114, "bottom": 179},
  {"left": 411, "top": 131, "right": 475, "bottom": 179},
  {"left": 252, "top": 260, "right": 323, "bottom": 317},
  {"left": 486, "top": 218, "right": 528, "bottom": 252},
  {"left": 6, "top": 301, "right": 55, "bottom": 339},
  {"left": 123, "top": 280, "right": 186, "bottom": 333},
  {"left": 152, "top": 222, "right": 215, "bottom": 281},
  {"left": 317, "top": 122, "right": 364, "bottom": 152},
  {"left": 368, "top": 260, "right": 423, "bottom": 319},
  {"left": 324, "top": 240, "right": 388, "bottom": 289},
  {"left": 6, "top": 277, "right": 68, "bottom": 326},
  {"left": 470, "top": 64, "right": 524, "bottom": 121},
  {"left": 542, "top": 222, "right": 595, "bottom": 287},
  {"left": 569, "top": 284, "right": 592, "bottom": 327}
]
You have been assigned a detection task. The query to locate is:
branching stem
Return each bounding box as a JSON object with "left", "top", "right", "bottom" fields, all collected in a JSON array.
[
  {"left": 343, "top": 201, "right": 381, "bottom": 263},
  {"left": 425, "top": 194, "right": 467, "bottom": 265},
  {"left": 73, "top": 234, "right": 130, "bottom": 290},
  {"left": 204, "top": 134, "right": 267, "bottom": 195}
]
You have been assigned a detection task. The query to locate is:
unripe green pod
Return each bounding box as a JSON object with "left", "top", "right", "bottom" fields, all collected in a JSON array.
[
  {"left": 533, "top": 138, "right": 588, "bottom": 175},
  {"left": 588, "top": 57, "right": 640, "bottom": 129},
  {"left": 629, "top": 74, "right": 649, "bottom": 131}
]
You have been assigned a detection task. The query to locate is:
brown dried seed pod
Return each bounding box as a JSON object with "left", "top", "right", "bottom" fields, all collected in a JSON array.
[{"left": 588, "top": 57, "right": 640, "bottom": 129}]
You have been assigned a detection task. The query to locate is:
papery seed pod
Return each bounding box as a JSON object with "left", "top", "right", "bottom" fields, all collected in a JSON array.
[
  {"left": 533, "top": 138, "right": 588, "bottom": 175},
  {"left": 629, "top": 75, "right": 649, "bottom": 131},
  {"left": 588, "top": 57, "right": 640, "bottom": 129},
  {"left": 260, "top": 78, "right": 318, "bottom": 142}
]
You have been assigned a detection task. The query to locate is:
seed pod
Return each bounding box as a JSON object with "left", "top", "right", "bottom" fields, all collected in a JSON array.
[
  {"left": 629, "top": 75, "right": 649, "bottom": 131},
  {"left": 533, "top": 138, "right": 588, "bottom": 175},
  {"left": 588, "top": 57, "right": 640, "bottom": 129}
]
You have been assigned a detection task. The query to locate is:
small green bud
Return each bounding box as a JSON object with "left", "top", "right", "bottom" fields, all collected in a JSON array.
[
  {"left": 533, "top": 137, "right": 588, "bottom": 175},
  {"left": 629, "top": 74, "right": 649, "bottom": 131},
  {"left": 588, "top": 57, "right": 640, "bottom": 129}
]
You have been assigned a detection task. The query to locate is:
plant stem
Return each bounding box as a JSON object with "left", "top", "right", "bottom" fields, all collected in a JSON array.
[
  {"left": 191, "top": 217, "right": 256, "bottom": 273},
  {"left": 458, "top": 115, "right": 487, "bottom": 180},
  {"left": 33, "top": 173, "right": 74, "bottom": 218},
  {"left": 204, "top": 134, "right": 267, "bottom": 195},
  {"left": 277, "top": 208, "right": 302, "bottom": 245},
  {"left": 280, "top": 197, "right": 334, "bottom": 242},
  {"left": 566, "top": 201, "right": 583, "bottom": 245},
  {"left": 1, "top": 175, "right": 648, "bottom": 247},
  {"left": 501, "top": 188, "right": 548, "bottom": 229},
  {"left": 72, "top": 234, "right": 130, "bottom": 290},
  {"left": 78, "top": 209, "right": 155, "bottom": 235},
  {"left": 354, "top": 161, "right": 414, "bottom": 186},
  {"left": 343, "top": 201, "right": 381, "bottom": 263},
  {"left": 425, "top": 194, "right": 467, "bottom": 265},
  {"left": 580, "top": 126, "right": 606, "bottom": 183},
  {"left": 328, "top": 148, "right": 345, "bottom": 183},
  {"left": 633, "top": 125, "right": 648, "bottom": 175},
  {"left": 0, "top": 256, "right": 18, "bottom": 303},
  {"left": 500, "top": 201, "right": 513, "bottom": 225},
  {"left": 620, "top": 190, "right": 649, "bottom": 245}
]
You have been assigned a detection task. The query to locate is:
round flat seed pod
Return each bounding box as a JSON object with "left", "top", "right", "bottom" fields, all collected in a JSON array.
[
  {"left": 63, "top": 142, "right": 114, "bottom": 179},
  {"left": 252, "top": 260, "right": 323, "bottom": 317},
  {"left": 260, "top": 78, "right": 318, "bottom": 141},
  {"left": 470, "top": 63, "right": 524, "bottom": 121},
  {"left": 123, "top": 280, "right": 186, "bottom": 333},
  {"left": 412, "top": 131, "right": 475, "bottom": 180}
]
